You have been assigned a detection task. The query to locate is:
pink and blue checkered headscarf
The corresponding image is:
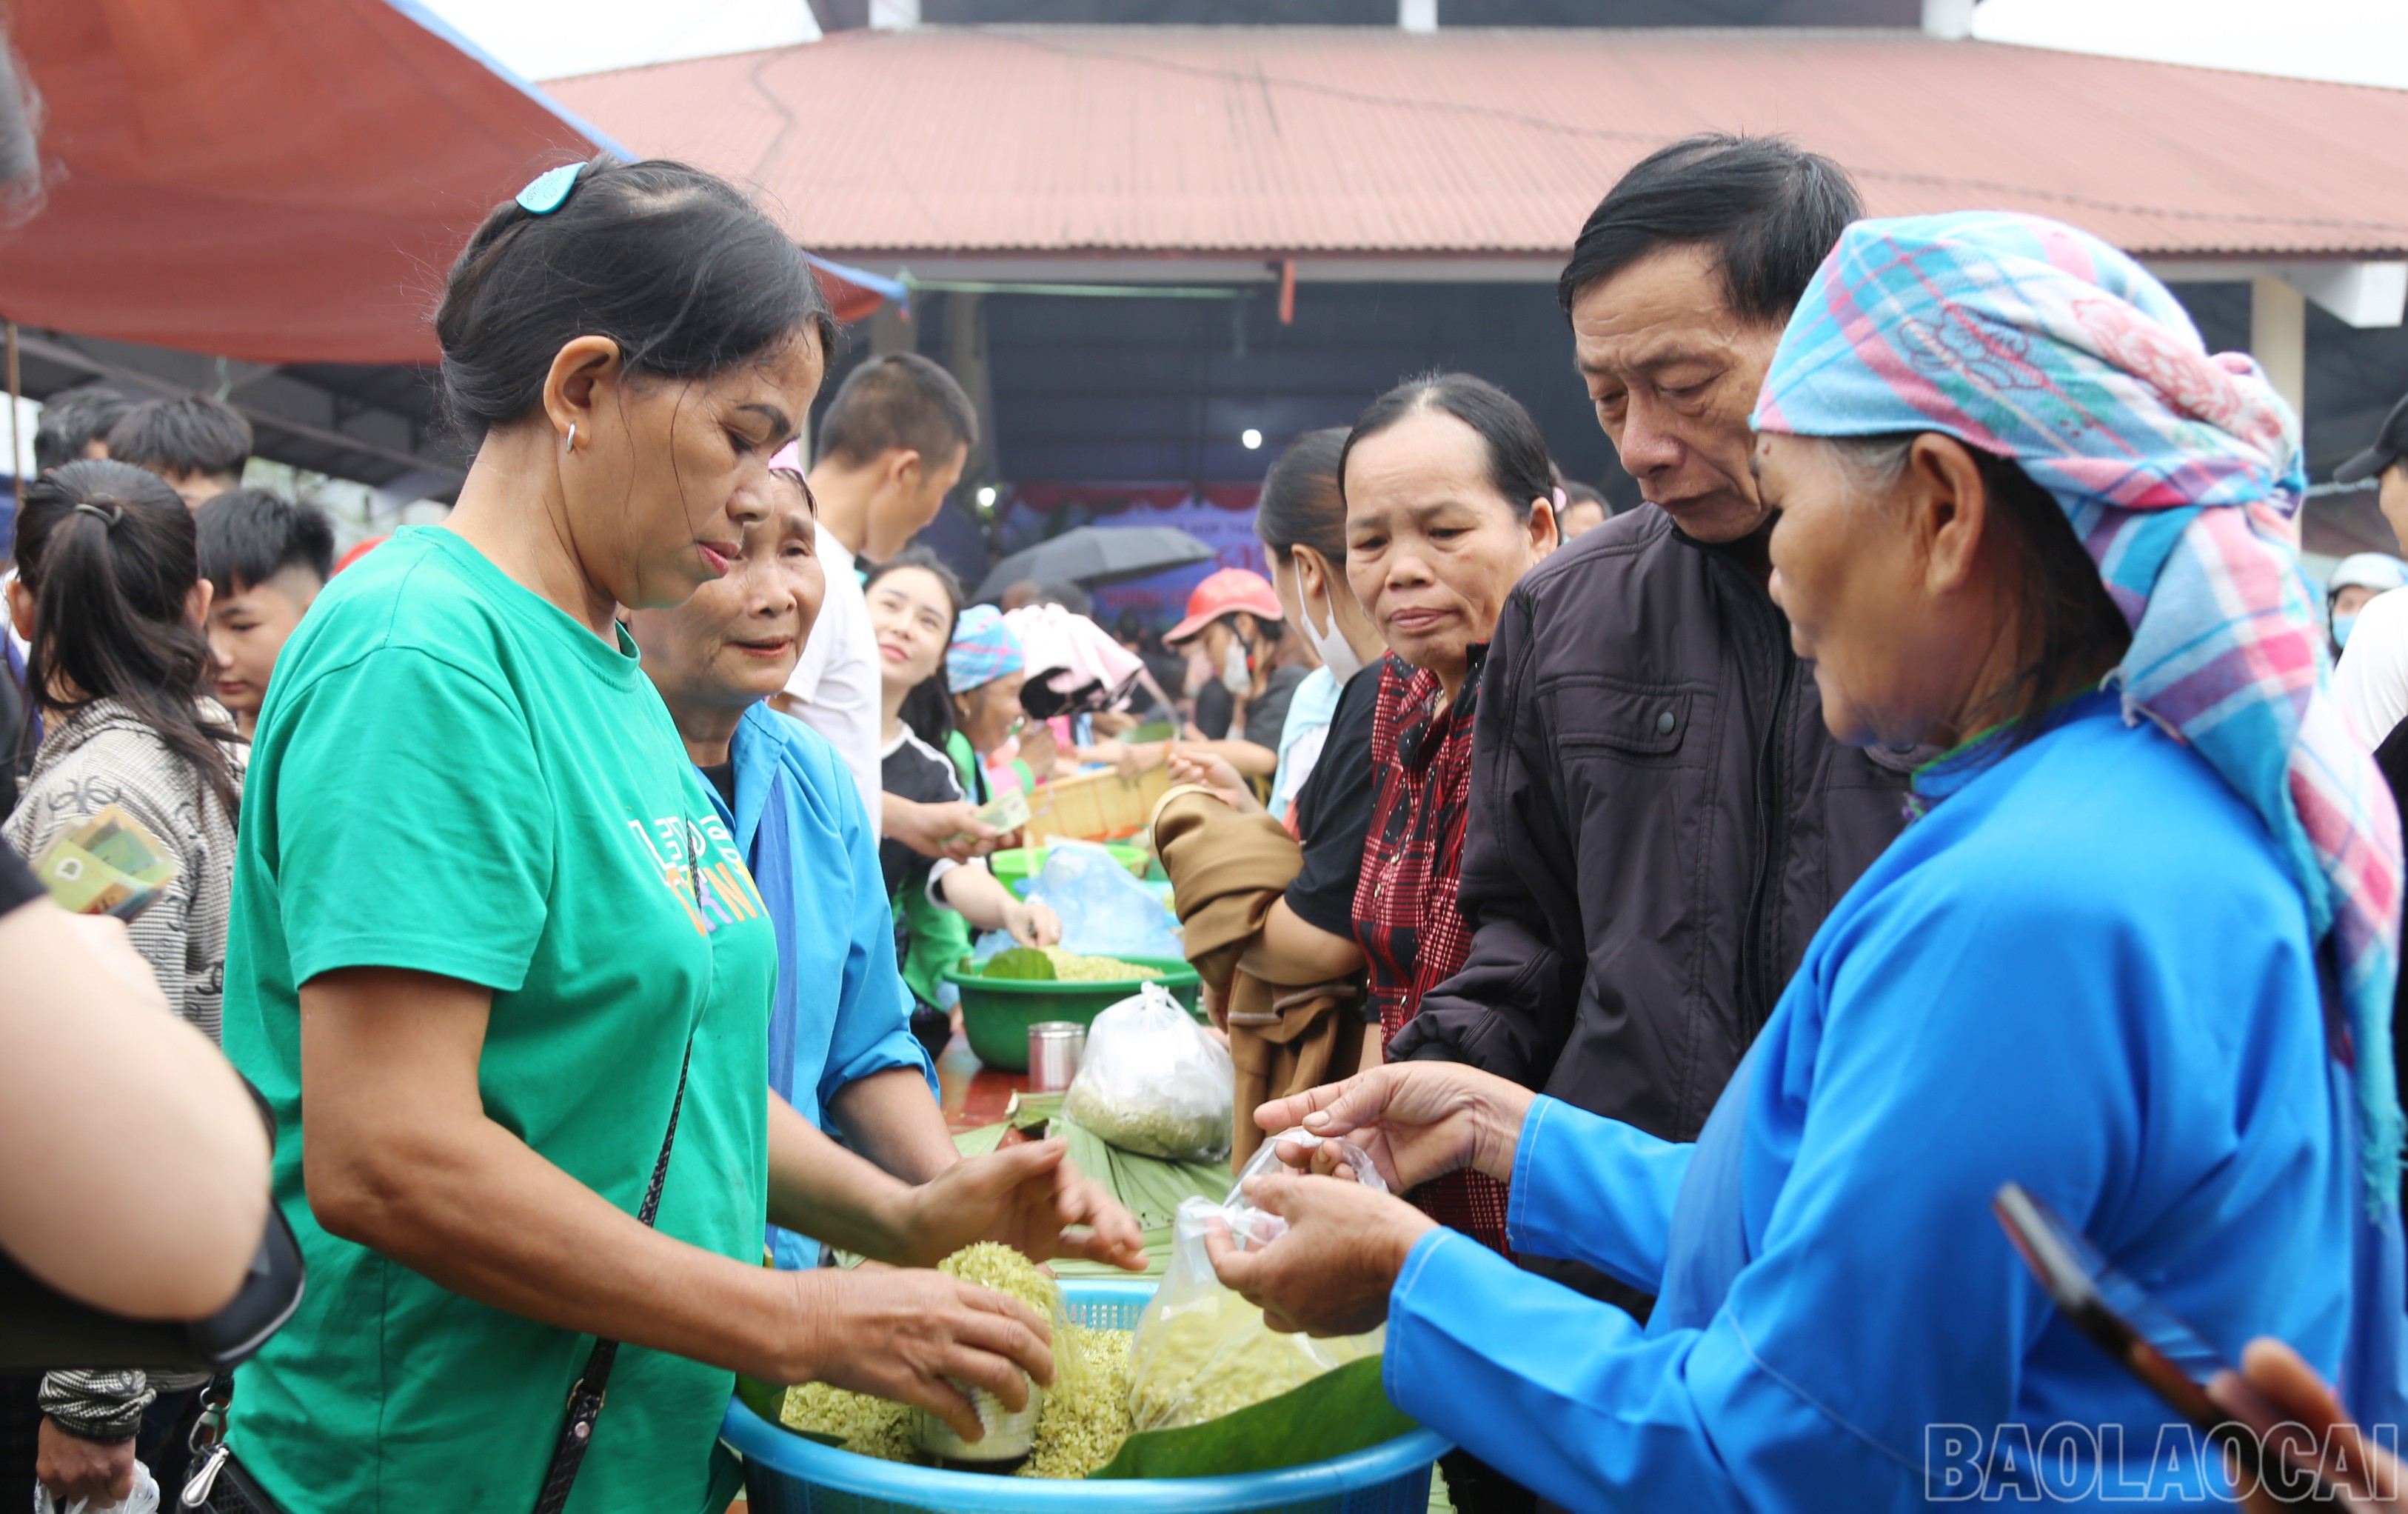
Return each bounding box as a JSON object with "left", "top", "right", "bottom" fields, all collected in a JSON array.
[
  {"left": 946, "top": 604, "right": 1025, "bottom": 693},
  {"left": 1754, "top": 211, "right": 2403, "bottom": 1205}
]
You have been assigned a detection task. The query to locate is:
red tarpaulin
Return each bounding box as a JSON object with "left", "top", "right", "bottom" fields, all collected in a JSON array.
[{"left": 0, "top": 0, "right": 883, "bottom": 366}]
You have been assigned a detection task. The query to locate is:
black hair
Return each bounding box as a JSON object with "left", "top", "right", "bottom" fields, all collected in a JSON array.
[
  {"left": 13, "top": 460, "right": 243, "bottom": 814},
  {"left": 1833, "top": 434, "right": 2130, "bottom": 753},
  {"left": 863, "top": 547, "right": 966, "bottom": 750},
  {"left": 1256, "top": 427, "right": 1349, "bottom": 565},
  {"left": 105, "top": 393, "right": 252, "bottom": 481},
  {"left": 33, "top": 385, "right": 133, "bottom": 474},
  {"left": 1338, "top": 373, "right": 1555, "bottom": 523},
  {"left": 816, "top": 353, "right": 979, "bottom": 470},
  {"left": 434, "top": 156, "right": 837, "bottom": 446},
  {"left": 1556, "top": 133, "right": 1862, "bottom": 326},
  {"left": 1562, "top": 482, "right": 1609, "bottom": 512},
  {"left": 194, "top": 488, "right": 335, "bottom": 598}
]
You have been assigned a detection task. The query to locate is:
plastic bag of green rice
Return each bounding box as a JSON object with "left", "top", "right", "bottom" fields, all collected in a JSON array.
[{"left": 1063, "top": 982, "right": 1233, "bottom": 1161}]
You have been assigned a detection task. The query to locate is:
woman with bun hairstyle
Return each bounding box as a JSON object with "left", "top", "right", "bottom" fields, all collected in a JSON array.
[{"left": 217, "top": 159, "right": 1092, "bottom": 1514}]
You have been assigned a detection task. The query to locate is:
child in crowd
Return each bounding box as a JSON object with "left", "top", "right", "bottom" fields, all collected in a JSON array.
[
  {"left": 195, "top": 489, "right": 335, "bottom": 736},
  {"left": 104, "top": 393, "right": 253, "bottom": 509},
  {"left": 864, "top": 551, "right": 1059, "bottom": 1053},
  {"left": 1, "top": 459, "right": 245, "bottom": 1507}
]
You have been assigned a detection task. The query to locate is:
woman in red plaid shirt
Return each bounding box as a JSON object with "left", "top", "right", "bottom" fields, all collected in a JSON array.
[{"left": 1338, "top": 374, "right": 1559, "bottom": 1255}]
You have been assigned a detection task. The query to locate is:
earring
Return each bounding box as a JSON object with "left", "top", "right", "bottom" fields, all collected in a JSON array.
[{"left": 564, "top": 423, "right": 578, "bottom": 454}]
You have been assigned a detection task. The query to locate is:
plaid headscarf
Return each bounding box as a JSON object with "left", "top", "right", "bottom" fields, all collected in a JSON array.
[
  {"left": 946, "top": 604, "right": 1025, "bottom": 693},
  {"left": 1754, "top": 211, "right": 2404, "bottom": 1207}
]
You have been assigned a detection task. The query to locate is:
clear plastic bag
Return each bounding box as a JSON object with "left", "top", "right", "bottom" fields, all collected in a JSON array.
[
  {"left": 1125, "top": 1132, "right": 1387, "bottom": 1431},
  {"left": 1021, "top": 838, "right": 1183, "bottom": 959},
  {"left": 1062, "top": 981, "right": 1233, "bottom": 1161}
]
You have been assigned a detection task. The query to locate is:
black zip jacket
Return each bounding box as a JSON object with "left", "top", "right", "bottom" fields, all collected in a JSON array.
[{"left": 1391, "top": 504, "right": 1918, "bottom": 1222}]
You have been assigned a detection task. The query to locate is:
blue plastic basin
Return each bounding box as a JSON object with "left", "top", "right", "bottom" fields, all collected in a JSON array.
[{"left": 725, "top": 1278, "right": 1450, "bottom": 1514}]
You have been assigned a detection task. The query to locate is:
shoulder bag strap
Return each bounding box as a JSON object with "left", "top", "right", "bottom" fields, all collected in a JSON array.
[{"left": 530, "top": 1034, "right": 695, "bottom": 1514}]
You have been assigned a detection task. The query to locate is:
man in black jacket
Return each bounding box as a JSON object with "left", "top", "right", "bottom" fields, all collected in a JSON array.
[{"left": 1391, "top": 136, "right": 1919, "bottom": 1312}]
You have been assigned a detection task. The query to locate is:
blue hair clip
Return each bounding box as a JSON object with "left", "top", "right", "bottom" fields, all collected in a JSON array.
[{"left": 515, "top": 163, "right": 582, "bottom": 216}]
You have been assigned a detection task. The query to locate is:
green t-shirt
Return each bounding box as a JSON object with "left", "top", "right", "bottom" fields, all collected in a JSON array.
[{"left": 220, "top": 527, "right": 777, "bottom": 1514}]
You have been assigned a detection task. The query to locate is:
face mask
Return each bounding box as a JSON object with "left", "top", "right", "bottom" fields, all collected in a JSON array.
[
  {"left": 2334, "top": 611, "right": 2360, "bottom": 651},
  {"left": 1220, "top": 636, "right": 1252, "bottom": 694},
  {"left": 1297, "top": 575, "right": 1365, "bottom": 685}
]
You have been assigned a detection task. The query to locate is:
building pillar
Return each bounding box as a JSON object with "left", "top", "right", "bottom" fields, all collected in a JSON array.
[
  {"left": 945, "top": 291, "right": 998, "bottom": 484},
  {"left": 2252, "top": 274, "right": 2307, "bottom": 421},
  {"left": 1921, "top": 0, "right": 1975, "bottom": 39},
  {"left": 1399, "top": 0, "right": 1437, "bottom": 33},
  {"left": 867, "top": 299, "right": 914, "bottom": 358}
]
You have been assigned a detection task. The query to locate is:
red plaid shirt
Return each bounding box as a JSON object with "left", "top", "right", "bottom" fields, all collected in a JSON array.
[{"left": 1351, "top": 650, "right": 1511, "bottom": 1253}]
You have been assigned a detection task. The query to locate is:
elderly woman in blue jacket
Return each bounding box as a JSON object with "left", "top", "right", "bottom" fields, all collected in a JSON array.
[
  {"left": 627, "top": 469, "right": 1143, "bottom": 1274},
  {"left": 1211, "top": 213, "right": 2408, "bottom": 1510}
]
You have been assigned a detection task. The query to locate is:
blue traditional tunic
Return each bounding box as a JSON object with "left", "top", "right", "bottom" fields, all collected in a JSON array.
[
  {"left": 712, "top": 703, "right": 937, "bottom": 1271},
  {"left": 1383, "top": 694, "right": 2408, "bottom": 1511}
]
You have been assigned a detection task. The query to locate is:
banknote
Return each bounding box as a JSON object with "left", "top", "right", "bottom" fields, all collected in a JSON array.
[
  {"left": 974, "top": 786, "right": 1031, "bottom": 834},
  {"left": 32, "top": 804, "right": 178, "bottom": 918}
]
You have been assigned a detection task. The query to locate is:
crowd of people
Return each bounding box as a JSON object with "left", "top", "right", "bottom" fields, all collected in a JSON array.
[{"left": 7, "top": 127, "right": 2408, "bottom": 1514}]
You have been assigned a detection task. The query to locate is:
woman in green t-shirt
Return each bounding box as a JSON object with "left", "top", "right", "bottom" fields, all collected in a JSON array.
[{"left": 217, "top": 159, "right": 1104, "bottom": 1514}]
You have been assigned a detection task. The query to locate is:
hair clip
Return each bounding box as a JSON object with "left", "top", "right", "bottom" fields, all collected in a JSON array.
[
  {"left": 515, "top": 163, "right": 582, "bottom": 216},
  {"left": 70, "top": 501, "right": 123, "bottom": 528}
]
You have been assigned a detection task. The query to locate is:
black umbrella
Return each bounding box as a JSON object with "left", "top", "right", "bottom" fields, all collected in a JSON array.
[{"left": 974, "top": 524, "right": 1215, "bottom": 602}]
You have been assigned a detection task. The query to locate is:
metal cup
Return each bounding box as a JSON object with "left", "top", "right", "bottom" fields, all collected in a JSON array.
[
  {"left": 1028, "top": 1021, "right": 1086, "bottom": 1093},
  {"left": 911, "top": 1375, "right": 1043, "bottom": 1468}
]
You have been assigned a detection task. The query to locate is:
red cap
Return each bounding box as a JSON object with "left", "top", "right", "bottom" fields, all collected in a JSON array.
[{"left": 1164, "top": 567, "right": 1282, "bottom": 644}]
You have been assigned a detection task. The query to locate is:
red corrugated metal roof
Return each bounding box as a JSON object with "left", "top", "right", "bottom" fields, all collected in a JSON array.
[{"left": 546, "top": 27, "right": 2408, "bottom": 262}]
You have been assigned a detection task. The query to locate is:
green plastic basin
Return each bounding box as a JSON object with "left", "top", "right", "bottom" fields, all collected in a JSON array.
[{"left": 943, "top": 953, "right": 1203, "bottom": 1071}]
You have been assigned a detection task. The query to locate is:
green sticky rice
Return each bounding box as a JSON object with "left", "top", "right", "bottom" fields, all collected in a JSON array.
[
  {"left": 777, "top": 1244, "right": 1137, "bottom": 1479},
  {"left": 983, "top": 947, "right": 1163, "bottom": 983}
]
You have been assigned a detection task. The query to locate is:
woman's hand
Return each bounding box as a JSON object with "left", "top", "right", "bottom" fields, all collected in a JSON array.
[
  {"left": 2213, "top": 1338, "right": 2404, "bottom": 1511},
  {"left": 1000, "top": 898, "right": 1062, "bottom": 948},
  {"left": 1254, "top": 1063, "right": 1534, "bottom": 1193},
  {"left": 36, "top": 1420, "right": 135, "bottom": 1507},
  {"left": 886, "top": 795, "right": 1003, "bottom": 862},
  {"left": 1203, "top": 1173, "right": 1434, "bottom": 1336},
  {"left": 1115, "top": 740, "right": 1168, "bottom": 780},
  {"left": 790, "top": 1264, "right": 1056, "bottom": 1442},
  {"left": 1017, "top": 724, "right": 1068, "bottom": 780},
  {"left": 1167, "top": 747, "right": 1261, "bottom": 813},
  {"left": 896, "top": 1138, "right": 1147, "bottom": 1273}
]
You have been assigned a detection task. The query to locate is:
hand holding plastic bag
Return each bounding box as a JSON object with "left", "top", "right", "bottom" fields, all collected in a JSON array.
[
  {"left": 1126, "top": 1133, "right": 1385, "bottom": 1431},
  {"left": 1063, "top": 982, "right": 1232, "bottom": 1162}
]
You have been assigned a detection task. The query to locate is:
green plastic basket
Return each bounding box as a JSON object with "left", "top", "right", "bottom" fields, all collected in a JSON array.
[{"left": 943, "top": 955, "right": 1202, "bottom": 1071}]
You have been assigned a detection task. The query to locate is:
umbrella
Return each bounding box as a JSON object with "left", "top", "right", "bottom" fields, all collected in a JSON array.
[{"left": 975, "top": 525, "right": 1214, "bottom": 602}]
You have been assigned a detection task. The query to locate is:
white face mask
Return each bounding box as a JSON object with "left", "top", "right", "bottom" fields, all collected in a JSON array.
[
  {"left": 1297, "top": 573, "right": 1364, "bottom": 685},
  {"left": 1220, "top": 636, "right": 1252, "bottom": 694}
]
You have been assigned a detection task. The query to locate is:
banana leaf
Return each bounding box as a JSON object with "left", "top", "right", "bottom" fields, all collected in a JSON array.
[
  {"left": 983, "top": 946, "right": 1057, "bottom": 980},
  {"left": 1088, "top": 1355, "right": 1419, "bottom": 1480}
]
